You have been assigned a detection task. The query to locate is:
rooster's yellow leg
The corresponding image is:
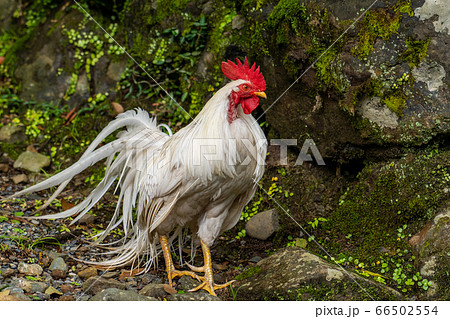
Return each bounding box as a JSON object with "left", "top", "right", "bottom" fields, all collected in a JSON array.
[
  {"left": 159, "top": 235, "right": 200, "bottom": 286},
  {"left": 187, "top": 239, "right": 234, "bottom": 296}
]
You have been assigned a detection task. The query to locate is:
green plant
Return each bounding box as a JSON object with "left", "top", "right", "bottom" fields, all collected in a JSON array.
[
  {"left": 0, "top": 228, "right": 30, "bottom": 250},
  {"left": 397, "top": 224, "right": 407, "bottom": 240},
  {"left": 308, "top": 217, "right": 328, "bottom": 229},
  {"left": 30, "top": 237, "right": 62, "bottom": 249},
  {"left": 228, "top": 284, "right": 243, "bottom": 301}
]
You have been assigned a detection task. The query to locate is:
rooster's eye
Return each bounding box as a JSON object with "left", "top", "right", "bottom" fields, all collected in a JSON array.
[{"left": 242, "top": 84, "right": 249, "bottom": 91}]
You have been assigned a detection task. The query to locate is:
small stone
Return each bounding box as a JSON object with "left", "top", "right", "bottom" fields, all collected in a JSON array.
[
  {"left": 232, "top": 14, "right": 246, "bottom": 30},
  {"left": 111, "top": 102, "right": 124, "bottom": 115},
  {"left": 0, "top": 290, "right": 31, "bottom": 301},
  {"left": 90, "top": 288, "right": 157, "bottom": 301},
  {"left": 245, "top": 209, "right": 280, "bottom": 240},
  {"left": 248, "top": 256, "right": 263, "bottom": 264},
  {"left": 82, "top": 276, "right": 127, "bottom": 294},
  {"left": 139, "top": 283, "right": 167, "bottom": 298},
  {"left": 0, "top": 125, "right": 26, "bottom": 143},
  {"left": 162, "top": 284, "right": 177, "bottom": 295},
  {"left": 48, "top": 251, "right": 67, "bottom": 261},
  {"left": 12, "top": 174, "right": 28, "bottom": 184},
  {"left": 44, "top": 286, "right": 63, "bottom": 296},
  {"left": 49, "top": 257, "right": 68, "bottom": 276},
  {"left": 166, "top": 292, "right": 221, "bottom": 301},
  {"left": 26, "top": 145, "right": 37, "bottom": 153},
  {"left": 359, "top": 97, "right": 398, "bottom": 129},
  {"left": 10, "top": 293, "right": 32, "bottom": 301},
  {"left": 0, "top": 163, "right": 9, "bottom": 172},
  {"left": 77, "top": 267, "right": 98, "bottom": 279},
  {"left": 77, "top": 213, "right": 96, "bottom": 225},
  {"left": 15, "top": 278, "right": 48, "bottom": 293},
  {"left": 59, "top": 295, "right": 75, "bottom": 301},
  {"left": 51, "top": 269, "right": 66, "bottom": 279},
  {"left": 18, "top": 262, "right": 43, "bottom": 276},
  {"left": 139, "top": 273, "right": 163, "bottom": 285},
  {"left": 2, "top": 268, "right": 16, "bottom": 278},
  {"left": 14, "top": 151, "right": 50, "bottom": 173},
  {"left": 177, "top": 275, "right": 199, "bottom": 291},
  {"left": 101, "top": 271, "right": 119, "bottom": 279},
  {"left": 60, "top": 284, "right": 74, "bottom": 294}
]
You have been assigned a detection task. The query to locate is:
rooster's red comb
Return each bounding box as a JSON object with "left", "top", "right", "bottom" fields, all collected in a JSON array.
[{"left": 221, "top": 57, "right": 266, "bottom": 91}]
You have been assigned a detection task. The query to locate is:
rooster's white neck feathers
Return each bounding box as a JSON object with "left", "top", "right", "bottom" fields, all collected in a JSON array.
[{"left": 163, "top": 79, "right": 266, "bottom": 184}]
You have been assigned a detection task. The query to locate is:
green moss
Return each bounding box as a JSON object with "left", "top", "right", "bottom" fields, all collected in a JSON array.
[
  {"left": 352, "top": 8, "right": 401, "bottom": 59},
  {"left": 267, "top": 0, "right": 308, "bottom": 37},
  {"left": 401, "top": 38, "right": 430, "bottom": 68},
  {"left": 0, "top": 142, "right": 23, "bottom": 160},
  {"left": 144, "top": 0, "right": 190, "bottom": 25},
  {"left": 331, "top": 149, "right": 450, "bottom": 258},
  {"left": 235, "top": 265, "right": 262, "bottom": 281},
  {"left": 341, "top": 78, "right": 383, "bottom": 114},
  {"left": 395, "top": 0, "right": 414, "bottom": 17},
  {"left": 208, "top": 10, "right": 236, "bottom": 55},
  {"left": 313, "top": 47, "right": 350, "bottom": 94},
  {"left": 382, "top": 93, "right": 406, "bottom": 116},
  {"left": 260, "top": 280, "right": 401, "bottom": 301}
]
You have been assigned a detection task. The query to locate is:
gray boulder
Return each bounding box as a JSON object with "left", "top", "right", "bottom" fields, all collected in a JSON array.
[{"left": 90, "top": 288, "right": 157, "bottom": 301}]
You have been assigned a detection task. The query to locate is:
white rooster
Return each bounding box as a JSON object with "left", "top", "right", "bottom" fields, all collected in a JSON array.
[{"left": 12, "top": 57, "right": 267, "bottom": 295}]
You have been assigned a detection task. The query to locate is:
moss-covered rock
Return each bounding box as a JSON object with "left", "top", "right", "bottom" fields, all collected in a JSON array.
[
  {"left": 234, "top": 247, "right": 404, "bottom": 300},
  {"left": 331, "top": 149, "right": 450, "bottom": 257},
  {"left": 410, "top": 204, "right": 450, "bottom": 300}
]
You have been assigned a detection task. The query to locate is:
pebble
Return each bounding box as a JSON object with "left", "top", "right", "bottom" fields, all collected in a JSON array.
[
  {"left": 139, "top": 283, "right": 167, "bottom": 298},
  {"left": 14, "top": 278, "right": 49, "bottom": 293},
  {"left": 77, "top": 214, "right": 96, "bottom": 224},
  {"left": 245, "top": 208, "right": 280, "bottom": 240},
  {"left": 49, "top": 257, "right": 68, "bottom": 274},
  {"left": 0, "top": 163, "right": 9, "bottom": 172},
  {"left": 59, "top": 295, "right": 76, "bottom": 301},
  {"left": 45, "top": 286, "right": 63, "bottom": 296},
  {"left": 60, "top": 284, "right": 74, "bottom": 294},
  {"left": 139, "top": 273, "right": 163, "bottom": 285},
  {"left": 178, "top": 275, "right": 199, "bottom": 291},
  {"left": 249, "top": 256, "right": 263, "bottom": 263},
  {"left": 48, "top": 251, "right": 68, "bottom": 261},
  {"left": 18, "top": 262, "right": 43, "bottom": 276},
  {"left": 2, "top": 268, "right": 16, "bottom": 278},
  {"left": 51, "top": 269, "right": 66, "bottom": 280},
  {"left": 12, "top": 174, "right": 28, "bottom": 184},
  {"left": 101, "top": 271, "right": 120, "bottom": 279},
  {"left": 0, "top": 291, "right": 31, "bottom": 301},
  {"left": 13, "top": 151, "right": 50, "bottom": 173},
  {"left": 82, "top": 276, "right": 127, "bottom": 295},
  {"left": 77, "top": 267, "right": 98, "bottom": 279}
]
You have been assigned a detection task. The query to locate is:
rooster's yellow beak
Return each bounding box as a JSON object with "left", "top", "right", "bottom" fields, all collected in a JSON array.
[{"left": 253, "top": 91, "right": 267, "bottom": 99}]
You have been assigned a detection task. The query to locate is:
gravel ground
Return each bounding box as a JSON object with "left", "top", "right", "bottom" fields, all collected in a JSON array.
[{"left": 0, "top": 155, "right": 271, "bottom": 301}]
